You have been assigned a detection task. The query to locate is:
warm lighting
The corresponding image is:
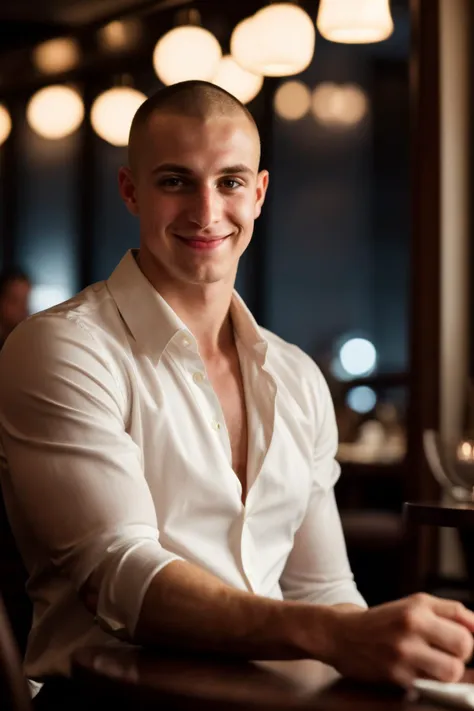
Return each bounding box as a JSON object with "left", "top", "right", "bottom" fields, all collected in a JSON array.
[
  {"left": 91, "top": 87, "right": 146, "bottom": 146},
  {"left": 0, "top": 104, "right": 11, "bottom": 145},
  {"left": 312, "top": 82, "right": 368, "bottom": 126},
  {"left": 457, "top": 441, "right": 474, "bottom": 462},
  {"left": 27, "top": 86, "right": 84, "bottom": 139},
  {"left": 317, "top": 0, "right": 394, "bottom": 44},
  {"left": 98, "top": 19, "right": 142, "bottom": 51},
  {"left": 231, "top": 4, "right": 315, "bottom": 77},
  {"left": 153, "top": 26, "right": 222, "bottom": 86},
  {"left": 212, "top": 56, "right": 263, "bottom": 104},
  {"left": 32, "top": 37, "right": 80, "bottom": 74},
  {"left": 274, "top": 80, "right": 311, "bottom": 120}
]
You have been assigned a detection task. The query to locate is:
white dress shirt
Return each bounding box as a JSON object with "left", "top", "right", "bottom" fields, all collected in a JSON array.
[{"left": 0, "top": 250, "right": 365, "bottom": 680}]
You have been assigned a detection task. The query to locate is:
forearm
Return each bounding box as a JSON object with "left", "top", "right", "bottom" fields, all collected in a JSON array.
[{"left": 133, "top": 559, "right": 338, "bottom": 662}]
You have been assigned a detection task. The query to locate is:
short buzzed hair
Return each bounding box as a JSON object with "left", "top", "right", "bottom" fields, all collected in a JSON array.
[{"left": 128, "top": 80, "right": 260, "bottom": 172}]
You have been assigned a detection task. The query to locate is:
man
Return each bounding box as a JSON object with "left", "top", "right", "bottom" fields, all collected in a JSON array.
[
  {"left": 0, "top": 82, "right": 473, "bottom": 703},
  {"left": 0, "top": 266, "right": 30, "bottom": 348}
]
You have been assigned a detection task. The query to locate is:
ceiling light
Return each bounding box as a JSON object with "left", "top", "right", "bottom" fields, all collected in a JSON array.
[
  {"left": 212, "top": 55, "right": 263, "bottom": 104},
  {"left": 311, "top": 83, "right": 368, "bottom": 126},
  {"left": 91, "top": 87, "right": 147, "bottom": 146},
  {"left": 32, "top": 37, "right": 80, "bottom": 74},
  {"left": 231, "top": 4, "right": 315, "bottom": 77},
  {"left": 317, "top": 0, "right": 394, "bottom": 44},
  {"left": 153, "top": 25, "right": 221, "bottom": 86},
  {"left": 0, "top": 104, "right": 11, "bottom": 145},
  {"left": 27, "top": 86, "right": 84, "bottom": 139},
  {"left": 98, "top": 19, "right": 142, "bottom": 52},
  {"left": 274, "top": 80, "right": 311, "bottom": 120}
]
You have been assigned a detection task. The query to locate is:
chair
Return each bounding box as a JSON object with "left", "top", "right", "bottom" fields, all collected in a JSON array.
[
  {"left": 0, "top": 594, "right": 32, "bottom": 711},
  {"left": 0, "top": 492, "right": 32, "bottom": 656}
]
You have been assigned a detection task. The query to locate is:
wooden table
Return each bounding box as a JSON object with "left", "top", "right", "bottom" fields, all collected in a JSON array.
[
  {"left": 72, "top": 645, "right": 474, "bottom": 710},
  {"left": 404, "top": 501, "right": 474, "bottom": 528}
]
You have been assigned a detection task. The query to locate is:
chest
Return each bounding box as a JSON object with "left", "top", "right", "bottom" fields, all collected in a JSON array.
[{"left": 205, "top": 352, "right": 249, "bottom": 494}]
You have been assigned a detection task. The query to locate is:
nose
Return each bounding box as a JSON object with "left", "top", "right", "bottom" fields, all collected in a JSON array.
[{"left": 187, "top": 185, "right": 222, "bottom": 229}]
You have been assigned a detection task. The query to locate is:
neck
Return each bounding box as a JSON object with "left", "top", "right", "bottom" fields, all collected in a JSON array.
[{"left": 137, "top": 249, "right": 236, "bottom": 359}]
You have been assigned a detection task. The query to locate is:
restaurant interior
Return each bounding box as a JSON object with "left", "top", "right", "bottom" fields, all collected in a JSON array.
[{"left": 0, "top": 0, "right": 473, "bottom": 708}]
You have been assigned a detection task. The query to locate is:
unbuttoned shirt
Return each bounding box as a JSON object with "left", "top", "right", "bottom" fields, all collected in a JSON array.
[{"left": 0, "top": 250, "right": 366, "bottom": 680}]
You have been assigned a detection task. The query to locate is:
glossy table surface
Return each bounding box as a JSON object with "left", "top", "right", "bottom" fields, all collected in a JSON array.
[{"left": 72, "top": 645, "right": 474, "bottom": 710}]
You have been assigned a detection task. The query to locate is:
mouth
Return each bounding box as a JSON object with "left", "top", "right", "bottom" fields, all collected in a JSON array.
[{"left": 174, "top": 234, "right": 229, "bottom": 251}]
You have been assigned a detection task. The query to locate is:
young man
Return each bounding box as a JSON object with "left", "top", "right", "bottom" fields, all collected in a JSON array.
[{"left": 0, "top": 82, "right": 472, "bottom": 699}]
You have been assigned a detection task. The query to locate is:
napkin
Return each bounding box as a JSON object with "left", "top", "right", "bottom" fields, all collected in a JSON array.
[{"left": 413, "top": 679, "right": 474, "bottom": 709}]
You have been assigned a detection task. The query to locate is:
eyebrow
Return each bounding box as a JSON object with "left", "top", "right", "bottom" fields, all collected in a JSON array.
[{"left": 151, "top": 163, "right": 254, "bottom": 177}]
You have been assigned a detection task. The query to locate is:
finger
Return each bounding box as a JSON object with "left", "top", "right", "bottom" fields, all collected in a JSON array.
[
  {"left": 430, "top": 598, "right": 474, "bottom": 633},
  {"left": 411, "top": 642, "right": 465, "bottom": 683},
  {"left": 423, "top": 614, "right": 474, "bottom": 662}
]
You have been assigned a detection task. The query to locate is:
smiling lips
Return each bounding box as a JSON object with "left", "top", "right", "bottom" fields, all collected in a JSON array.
[{"left": 174, "top": 234, "right": 228, "bottom": 250}]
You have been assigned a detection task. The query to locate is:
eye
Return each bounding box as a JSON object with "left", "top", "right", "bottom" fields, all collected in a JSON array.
[
  {"left": 160, "top": 176, "right": 185, "bottom": 189},
  {"left": 220, "top": 178, "right": 242, "bottom": 190}
]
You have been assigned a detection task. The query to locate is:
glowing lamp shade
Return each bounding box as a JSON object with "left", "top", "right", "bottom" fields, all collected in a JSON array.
[
  {"left": 32, "top": 37, "right": 80, "bottom": 74},
  {"left": 339, "top": 337, "right": 377, "bottom": 377},
  {"left": 0, "top": 105, "right": 12, "bottom": 145},
  {"left": 153, "top": 26, "right": 222, "bottom": 86},
  {"left": 27, "top": 86, "right": 84, "bottom": 139},
  {"left": 312, "top": 82, "right": 368, "bottom": 126},
  {"left": 91, "top": 87, "right": 147, "bottom": 146},
  {"left": 274, "top": 80, "right": 311, "bottom": 120},
  {"left": 317, "top": 0, "right": 394, "bottom": 44},
  {"left": 98, "top": 19, "right": 142, "bottom": 51},
  {"left": 212, "top": 56, "right": 263, "bottom": 104},
  {"left": 231, "top": 4, "right": 315, "bottom": 77}
]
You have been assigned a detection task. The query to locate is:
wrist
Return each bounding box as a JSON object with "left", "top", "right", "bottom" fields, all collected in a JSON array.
[{"left": 283, "top": 602, "right": 367, "bottom": 666}]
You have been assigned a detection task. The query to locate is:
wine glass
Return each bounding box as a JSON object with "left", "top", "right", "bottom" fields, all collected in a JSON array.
[{"left": 423, "top": 429, "right": 474, "bottom": 502}]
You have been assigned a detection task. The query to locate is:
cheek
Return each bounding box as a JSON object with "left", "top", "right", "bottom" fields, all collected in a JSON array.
[{"left": 229, "top": 194, "right": 257, "bottom": 228}]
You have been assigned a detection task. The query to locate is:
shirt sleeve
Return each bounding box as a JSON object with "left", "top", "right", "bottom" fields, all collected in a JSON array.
[
  {"left": 0, "top": 313, "right": 183, "bottom": 637},
  {"left": 279, "top": 363, "right": 367, "bottom": 609}
]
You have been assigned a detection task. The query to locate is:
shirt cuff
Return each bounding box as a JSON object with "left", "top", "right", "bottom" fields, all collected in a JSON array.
[
  {"left": 95, "top": 539, "right": 184, "bottom": 637},
  {"left": 307, "top": 585, "right": 368, "bottom": 609}
]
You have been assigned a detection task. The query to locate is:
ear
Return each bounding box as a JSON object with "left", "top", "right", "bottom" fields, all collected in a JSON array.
[
  {"left": 118, "top": 166, "right": 139, "bottom": 216},
  {"left": 254, "top": 170, "right": 269, "bottom": 219}
]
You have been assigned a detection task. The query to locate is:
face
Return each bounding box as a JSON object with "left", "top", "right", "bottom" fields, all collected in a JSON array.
[
  {"left": 119, "top": 112, "right": 268, "bottom": 288},
  {"left": 0, "top": 279, "right": 30, "bottom": 335}
]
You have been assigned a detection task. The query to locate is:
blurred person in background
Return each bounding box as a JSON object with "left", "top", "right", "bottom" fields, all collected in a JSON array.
[{"left": 0, "top": 267, "right": 31, "bottom": 348}]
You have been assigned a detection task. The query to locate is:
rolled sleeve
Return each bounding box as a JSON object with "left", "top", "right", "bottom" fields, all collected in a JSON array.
[
  {"left": 280, "top": 366, "right": 367, "bottom": 610},
  {"left": 0, "top": 314, "right": 182, "bottom": 637}
]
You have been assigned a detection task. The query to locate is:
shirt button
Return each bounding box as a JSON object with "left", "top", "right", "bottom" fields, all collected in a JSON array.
[
  {"left": 211, "top": 419, "right": 221, "bottom": 431},
  {"left": 192, "top": 371, "right": 205, "bottom": 384},
  {"left": 181, "top": 336, "right": 191, "bottom": 348}
]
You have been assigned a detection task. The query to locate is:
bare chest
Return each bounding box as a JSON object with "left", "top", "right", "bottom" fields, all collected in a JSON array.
[{"left": 205, "top": 356, "right": 248, "bottom": 503}]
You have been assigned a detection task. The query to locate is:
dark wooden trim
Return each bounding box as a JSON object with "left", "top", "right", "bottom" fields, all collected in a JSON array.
[
  {"left": 0, "top": 101, "right": 21, "bottom": 267},
  {"left": 246, "top": 77, "right": 277, "bottom": 326},
  {"left": 77, "top": 83, "right": 97, "bottom": 290},
  {"left": 405, "top": 0, "right": 441, "bottom": 592}
]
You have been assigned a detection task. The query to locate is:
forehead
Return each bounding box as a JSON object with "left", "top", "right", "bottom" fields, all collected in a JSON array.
[{"left": 136, "top": 113, "right": 260, "bottom": 174}]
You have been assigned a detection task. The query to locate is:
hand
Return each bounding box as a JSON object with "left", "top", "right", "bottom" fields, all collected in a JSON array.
[{"left": 328, "top": 593, "right": 474, "bottom": 687}]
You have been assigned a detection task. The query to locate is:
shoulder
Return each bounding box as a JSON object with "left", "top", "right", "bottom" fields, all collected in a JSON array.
[
  {"left": 2, "top": 281, "right": 125, "bottom": 356},
  {"left": 261, "top": 327, "right": 334, "bottom": 427},
  {"left": 261, "top": 327, "right": 329, "bottom": 394},
  {"left": 0, "top": 282, "right": 129, "bottom": 396}
]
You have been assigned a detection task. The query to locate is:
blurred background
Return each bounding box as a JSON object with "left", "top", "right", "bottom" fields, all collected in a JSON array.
[{"left": 0, "top": 0, "right": 472, "bottom": 616}]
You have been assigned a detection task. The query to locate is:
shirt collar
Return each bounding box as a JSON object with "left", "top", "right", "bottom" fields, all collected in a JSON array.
[{"left": 107, "top": 250, "right": 269, "bottom": 363}]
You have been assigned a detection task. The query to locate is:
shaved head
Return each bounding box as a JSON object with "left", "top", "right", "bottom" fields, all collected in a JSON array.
[{"left": 128, "top": 80, "right": 261, "bottom": 174}]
